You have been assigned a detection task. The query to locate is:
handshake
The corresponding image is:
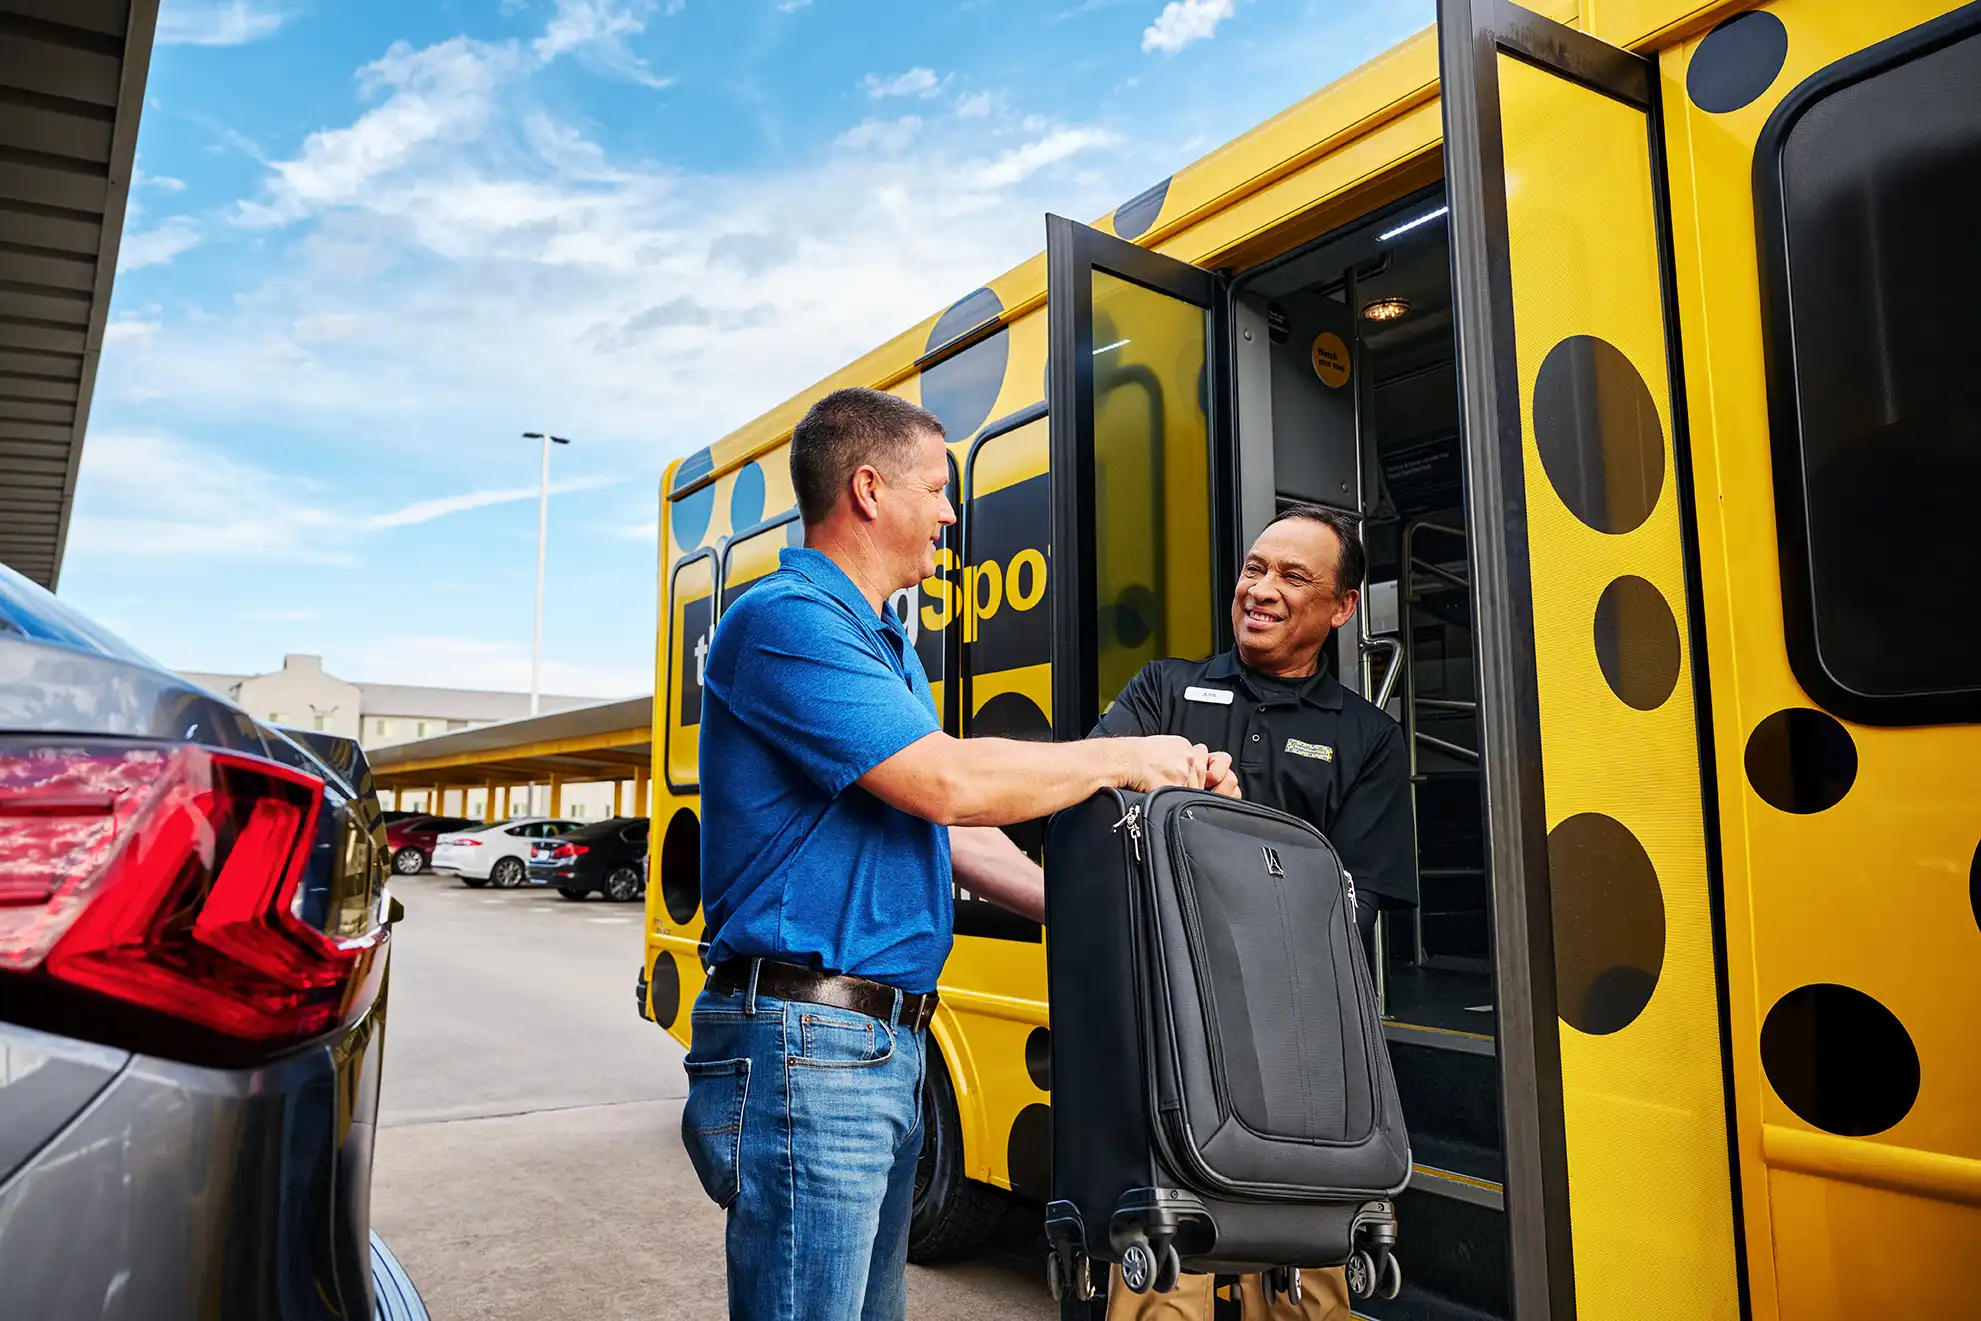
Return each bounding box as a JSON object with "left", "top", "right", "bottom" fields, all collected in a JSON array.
[{"left": 1110, "top": 735, "right": 1243, "bottom": 800}]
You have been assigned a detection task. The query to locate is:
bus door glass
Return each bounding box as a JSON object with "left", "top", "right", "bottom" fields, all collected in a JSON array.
[
  {"left": 1438, "top": 3, "right": 1738, "bottom": 1317},
  {"left": 1044, "top": 217, "right": 1228, "bottom": 733}
]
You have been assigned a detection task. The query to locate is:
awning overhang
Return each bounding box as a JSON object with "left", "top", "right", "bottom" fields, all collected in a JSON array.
[{"left": 0, "top": 0, "right": 161, "bottom": 588}]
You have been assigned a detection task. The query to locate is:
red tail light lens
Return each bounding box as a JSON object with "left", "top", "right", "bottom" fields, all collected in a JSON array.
[
  {"left": 0, "top": 740, "right": 381, "bottom": 1057},
  {"left": 549, "top": 842, "right": 589, "bottom": 859}
]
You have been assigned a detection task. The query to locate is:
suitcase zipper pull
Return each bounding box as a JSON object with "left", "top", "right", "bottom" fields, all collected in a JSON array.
[{"left": 1112, "top": 804, "right": 1143, "bottom": 861}]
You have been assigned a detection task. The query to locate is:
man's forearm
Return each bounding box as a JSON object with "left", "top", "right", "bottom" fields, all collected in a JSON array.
[
  {"left": 949, "top": 825, "right": 1044, "bottom": 924},
  {"left": 934, "top": 736, "right": 1129, "bottom": 826}
]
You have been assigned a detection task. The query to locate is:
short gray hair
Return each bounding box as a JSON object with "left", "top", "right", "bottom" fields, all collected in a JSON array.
[{"left": 789, "top": 388, "right": 945, "bottom": 526}]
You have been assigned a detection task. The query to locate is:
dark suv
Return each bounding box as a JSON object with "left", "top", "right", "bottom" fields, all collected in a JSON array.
[
  {"left": 0, "top": 563, "right": 426, "bottom": 1319},
  {"left": 526, "top": 815, "right": 649, "bottom": 901}
]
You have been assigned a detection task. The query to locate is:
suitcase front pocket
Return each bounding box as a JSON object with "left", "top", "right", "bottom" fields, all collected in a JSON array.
[{"left": 1166, "top": 804, "right": 1375, "bottom": 1149}]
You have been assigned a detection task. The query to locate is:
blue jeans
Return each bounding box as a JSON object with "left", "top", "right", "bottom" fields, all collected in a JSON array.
[{"left": 680, "top": 978, "right": 926, "bottom": 1321}]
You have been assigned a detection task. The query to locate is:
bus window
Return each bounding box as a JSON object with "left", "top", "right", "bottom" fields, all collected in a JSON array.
[
  {"left": 720, "top": 513, "right": 800, "bottom": 613},
  {"left": 963, "top": 412, "right": 1051, "bottom": 744},
  {"left": 953, "top": 413, "right": 1048, "bottom": 940},
  {"left": 665, "top": 549, "right": 717, "bottom": 791},
  {"left": 1759, "top": 26, "right": 1981, "bottom": 722}
]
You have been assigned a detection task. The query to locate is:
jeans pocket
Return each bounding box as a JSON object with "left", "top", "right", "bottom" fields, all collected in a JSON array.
[
  {"left": 681, "top": 1058, "right": 750, "bottom": 1208},
  {"left": 794, "top": 1011, "right": 893, "bottom": 1069}
]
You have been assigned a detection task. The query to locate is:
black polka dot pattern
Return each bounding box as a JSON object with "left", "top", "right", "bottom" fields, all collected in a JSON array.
[
  {"left": 671, "top": 447, "right": 716, "bottom": 551},
  {"left": 1744, "top": 708, "right": 1857, "bottom": 814},
  {"left": 1594, "top": 575, "right": 1681, "bottom": 710},
  {"left": 1761, "top": 983, "right": 1918, "bottom": 1136},
  {"left": 1007, "top": 1103, "right": 1052, "bottom": 1200},
  {"left": 661, "top": 807, "right": 701, "bottom": 925},
  {"left": 1547, "top": 812, "right": 1665, "bottom": 1035},
  {"left": 972, "top": 689, "right": 1051, "bottom": 741},
  {"left": 1113, "top": 176, "right": 1171, "bottom": 241},
  {"left": 927, "top": 286, "right": 1002, "bottom": 354},
  {"left": 650, "top": 952, "right": 681, "bottom": 1030},
  {"left": 1687, "top": 11, "right": 1789, "bottom": 114},
  {"left": 1025, "top": 1027, "right": 1052, "bottom": 1091},
  {"left": 922, "top": 288, "right": 1008, "bottom": 441},
  {"left": 1970, "top": 839, "right": 1979, "bottom": 935},
  {"left": 1533, "top": 335, "right": 1666, "bottom": 535}
]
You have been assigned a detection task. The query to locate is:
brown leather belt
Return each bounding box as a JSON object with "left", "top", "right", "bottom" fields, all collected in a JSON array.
[{"left": 709, "top": 958, "right": 939, "bottom": 1032}]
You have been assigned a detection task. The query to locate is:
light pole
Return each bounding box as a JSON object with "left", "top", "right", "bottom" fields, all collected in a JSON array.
[{"left": 522, "top": 433, "right": 571, "bottom": 720}]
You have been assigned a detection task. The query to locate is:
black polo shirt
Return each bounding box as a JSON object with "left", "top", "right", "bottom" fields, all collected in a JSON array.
[{"left": 1091, "top": 649, "right": 1418, "bottom": 903}]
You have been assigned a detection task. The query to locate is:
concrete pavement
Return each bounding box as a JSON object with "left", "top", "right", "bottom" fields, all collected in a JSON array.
[{"left": 370, "top": 870, "right": 1054, "bottom": 1320}]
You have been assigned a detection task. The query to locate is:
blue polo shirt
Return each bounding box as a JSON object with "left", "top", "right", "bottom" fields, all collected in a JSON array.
[{"left": 698, "top": 548, "right": 953, "bottom": 993}]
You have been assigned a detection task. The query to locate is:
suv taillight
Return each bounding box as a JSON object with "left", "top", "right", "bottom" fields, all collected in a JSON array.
[
  {"left": 0, "top": 740, "right": 380, "bottom": 1056},
  {"left": 549, "top": 842, "right": 589, "bottom": 859}
]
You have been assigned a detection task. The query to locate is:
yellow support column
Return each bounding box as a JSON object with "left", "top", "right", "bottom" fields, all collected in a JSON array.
[
  {"left": 634, "top": 766, "right": 648, "bottom": 819},
  {"left": 483, "top": 781, "right": 496, "bottom": 823},
  {"left": 548, "top": 774, "right": 562, "bottom": 817},
  {"left": 614, "top": 779, "right": 626, "bottom": 816},
  {"left": 433, "top": 785, "right": 445, "bottom": 815},
  {"left": 496, "top": 784, "right": 509, "bottom": 821}
]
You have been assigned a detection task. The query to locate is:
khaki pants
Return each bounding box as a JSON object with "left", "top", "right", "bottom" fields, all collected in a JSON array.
[{"left": 1103, "top": 1265, "right": 1354, "bottom": 1320}]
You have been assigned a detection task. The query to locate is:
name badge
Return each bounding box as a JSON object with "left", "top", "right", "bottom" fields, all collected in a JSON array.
[
  {"left": 1285, "top": 738, "right": 1335, "bottom": 762},
  {"left": 1184, "top": 686, "right": 1234, "bottom": 706}
]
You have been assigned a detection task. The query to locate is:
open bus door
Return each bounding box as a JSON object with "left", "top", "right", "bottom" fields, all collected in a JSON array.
[
  {"left": 1438, "top": 3, "right": 1742, "bottom": 1320},
  {"left": 1043, "top": 216, "right": 1234, "bottom": 736}
]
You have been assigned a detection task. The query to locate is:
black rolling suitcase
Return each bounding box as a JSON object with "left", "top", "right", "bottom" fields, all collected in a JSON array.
[{"left": 1042, "top": 787, "right": 1410, "bottom": 1311}]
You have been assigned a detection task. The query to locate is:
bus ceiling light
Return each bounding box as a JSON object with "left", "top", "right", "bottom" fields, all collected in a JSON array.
[
  {"left": 1378, "top": 205, "right": 1449, "bottom": 241},
  {"left": 1362, "top": 297, "right": 1411, "bottom": 323},
  {"left": 1093, "top": 338, "right": 1129, "bottom": 356}
]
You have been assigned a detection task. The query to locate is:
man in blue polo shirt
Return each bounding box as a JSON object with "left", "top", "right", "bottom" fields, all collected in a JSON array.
[{"left": 683, "top": 387, "right": 1211, "bottom": 1321}]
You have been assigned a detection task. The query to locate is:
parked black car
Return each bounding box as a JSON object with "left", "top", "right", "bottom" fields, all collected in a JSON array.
[
  {"left": 526, "top": 815, "right": 649, "bottom": 902},
  {"left": 0, "top": 562, "right": 427, "bottom": 1320}
]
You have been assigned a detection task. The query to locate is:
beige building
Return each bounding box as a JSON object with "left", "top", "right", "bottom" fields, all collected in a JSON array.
[{"left": 180, "top": 654, "right": 627, "bottom": 820}]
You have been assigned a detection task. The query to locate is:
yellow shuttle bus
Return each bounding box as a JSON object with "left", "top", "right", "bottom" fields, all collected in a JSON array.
[{"left": 639, "top": 2, "right": 1981, "bottom": 1317}]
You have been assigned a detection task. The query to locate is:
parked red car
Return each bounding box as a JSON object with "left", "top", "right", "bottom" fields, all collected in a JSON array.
[{"left": 384, "top": 815, "right": 482, "bottom": 875}]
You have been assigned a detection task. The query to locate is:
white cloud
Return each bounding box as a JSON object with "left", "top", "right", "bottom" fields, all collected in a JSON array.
[
  {"left": 534, "top": 0, "right": 672, "bottom": 88},
  {"left": 974, "top": 126, "right": 1118, "bottom": 188},
  {"left": 119, "top": 218, "right": 201, "bottom": 272},
  {"left": 1142, "top": 0, "right": 1235, "bottom": 53},
  {"left": 776, "top": 0, "right": 813, "bottom": 10},
  {"left": 157, "top": 0, "right": 286, "bottom": 47},
  {"left": 236, "top": 37, "right": 515, "bottom": 228},
  {"left": 135, "top": 166, "right": 188, "bottom": 191},
  {"left": 862, "top": 67, "right": 943, "bottom": 98},
  {"left": 69, "top": 433, "right": 624, "bottom": 566},
  {"left": 104, "top": 320, "right": 160, "bottom": 344},
  {"left": 70, "top": 432, "right": 348, "bottom": 564},
  {"left": 836, "top": 115, "right": 923, "bottom": 153},
  {"left": 954, "top": 90, "right": 996, "bottom": 118},
  {"left": 365, "top": 476, "right": 621, "bottom": 530}
]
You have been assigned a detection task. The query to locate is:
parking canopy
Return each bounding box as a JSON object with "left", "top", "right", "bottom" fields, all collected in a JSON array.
[
  {"left": 366, "top": 695, "right": 656, "bottom": 804},
  {"left": 0, "top": 0, "right": 161, "bottom": 589}
]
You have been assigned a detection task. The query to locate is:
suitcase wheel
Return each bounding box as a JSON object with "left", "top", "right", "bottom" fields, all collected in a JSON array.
[
  {"left": 1263, "top": 1266, "right": 1302, "bottom": 1305},
  {"left": 1120, "top": 1242, "right": 1158, "bottom": 1294},
  {"left": 1047, "top": 1250, "right": 1095, "bottom": 1303},
  {"left": 1379, "top": 1250, "right": 1403, "bottom": 1301},
  {"left": 1345, "top": 1251, "right": 1378, "bottom": 1299},
  {"left": 1153, "top": 1242, "right": 1181, "bottom": 1294}
]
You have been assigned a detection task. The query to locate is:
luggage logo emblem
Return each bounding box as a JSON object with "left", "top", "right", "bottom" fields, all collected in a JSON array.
[{"left": 1262, "top": 846, "right": 1285, "bottom": 877}]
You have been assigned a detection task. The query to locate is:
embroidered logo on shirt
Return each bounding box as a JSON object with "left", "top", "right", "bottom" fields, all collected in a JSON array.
[
  {"left": 1183, "top": 686, "right": 1235, "bottom": 705},
  {"left": 1284, "top": 738, "right": 1334, "bottom": 762}
]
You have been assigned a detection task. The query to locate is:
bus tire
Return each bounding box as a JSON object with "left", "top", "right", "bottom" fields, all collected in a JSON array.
[{"left": 909, "top": 1045, "right": 1021, "bottom": 1263}]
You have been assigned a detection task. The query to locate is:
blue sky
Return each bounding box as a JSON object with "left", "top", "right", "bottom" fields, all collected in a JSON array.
[{"left": 67, "top": 0, "right": 1431, "bottom": 697}]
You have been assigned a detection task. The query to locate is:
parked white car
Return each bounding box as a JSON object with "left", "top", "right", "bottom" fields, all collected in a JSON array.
[{"left": 432, "top": 817, "right": 581, "bottom": 888}]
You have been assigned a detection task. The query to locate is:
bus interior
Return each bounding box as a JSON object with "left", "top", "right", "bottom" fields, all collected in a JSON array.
[{"left": 1230, "top": 188, "right": 1508, "bottom": 1316}]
